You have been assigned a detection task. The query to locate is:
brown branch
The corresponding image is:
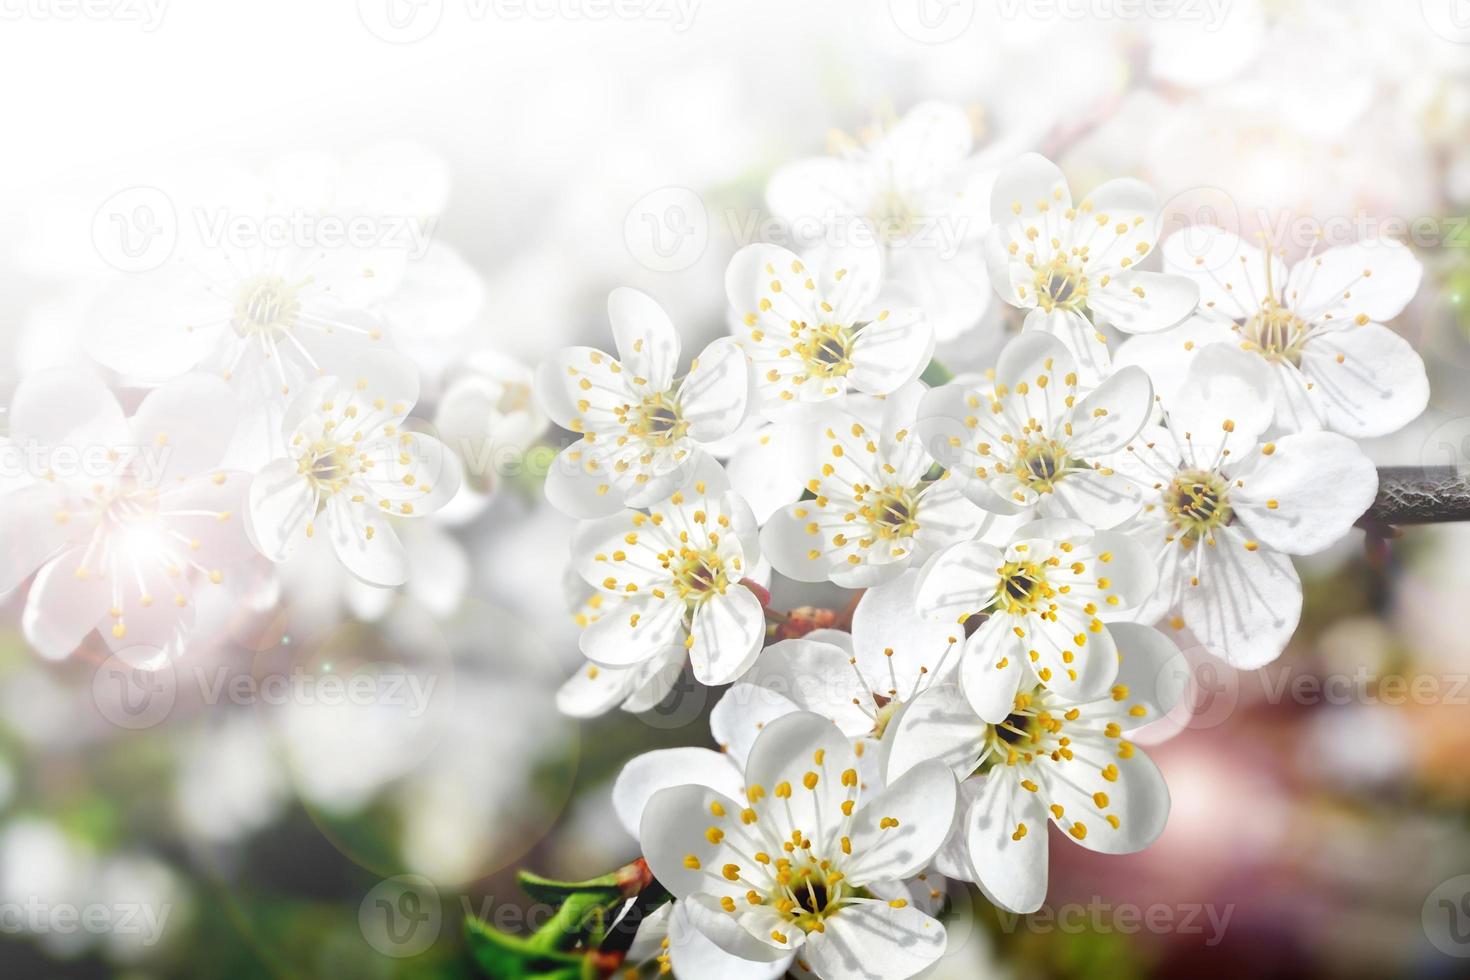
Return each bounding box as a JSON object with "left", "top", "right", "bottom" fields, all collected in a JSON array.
[{"left": 1366, "top": 466, "right": 1470, "bottom": 526}]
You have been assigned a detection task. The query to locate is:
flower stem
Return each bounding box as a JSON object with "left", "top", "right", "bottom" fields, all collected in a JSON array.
[{"left": 1366, "top": 466, "right": 1470, "bottom": 526}]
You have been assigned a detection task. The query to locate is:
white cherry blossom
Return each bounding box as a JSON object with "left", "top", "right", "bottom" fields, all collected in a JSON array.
[
  {"left": 918, "top": 331, "right": 1154, "bottom": 529},
  {"left": 985, "top": 153, "right": 1200, "bottom": 379},
  {"left": 915, "top": 519, "right": 1157, "bottom": 722},
  {"left": 246, "top": 355, "right": 461, "bottom": 588},
  {"left": 1118, "top": 226, "right": 1428, "bottom": 436},
  {"left": 0, "top": 370, "right": 253, "bottom": 666},
  {"left": 640, "top": 712, "right": 956, "bottom": 980},
  {"left": 760, "top": 385, "right": 989, "bottom": 588},
  {"left": 765, "top": 102, "right": 996, "bottom": 341},
  {"left": 572, "top": 475, "right": 766, "bottom": 687},
  {"left": 1107, "top": 345, "right": 1378, "bottom": 667},
  {"left": 726, "top": 242, "right": 933, "bottom": 413},
  {"left": 885, "top": 623, "right": 1184, "bottom": 913},
  {"left": 538, "top": 288, "right": 751, "bottom": 518}
]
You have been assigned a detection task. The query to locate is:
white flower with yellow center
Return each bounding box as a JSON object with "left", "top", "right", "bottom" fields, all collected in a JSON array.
[
  {"left": 247, "top": 355, "right": 461, "bottom": 588},
  {"left": 760, "top": 385, "right": 990, "bottom": 588},
  {"left": 1118, "top": 227, "right": 1428, "bottom": 436},
  {"left": 725, "top": 242, "right": 933, "bottom": 413},
  {"left": 538, "top": 288, "right": 751, "bottom": 519},
  {"left": 0, "top": 371, "right": 252, "bottom": 666},
  {"left": 1106, "top": 344, "right": 1378, "bottom": 667},
  {"left": 765, "top": 102, "right": 998, "bottom": 342},
  {"left": 556, "top": 575, "right": 688, "bottom": 719},
  {"left": 572, "top": 475, "right": 766, "bottom": 686},
  {"left": 915, "top": 519, "right": 1157, "bottom": 723},
  {"left": 917, "top": 331, "right": 1154, "bottom": 529},
  {"left": 985, "top": 153, "right": 1200, "bottom": 380},
  {"left": 640, "top": 712, "right": 955, "bottom": 979},
  {"left": 885, "top": 622, "right": 1183, "bottom": 913}
]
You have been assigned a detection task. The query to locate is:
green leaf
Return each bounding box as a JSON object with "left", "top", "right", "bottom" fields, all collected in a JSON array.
[
  {"left": 919, "top": 358, "right": 954, "bottom": 387},
  {"left": 516, "top": 869, "right": 624, "bottom": 907},
  {"left": 464, "top": 917, "right": 592, "bottom": 980}
]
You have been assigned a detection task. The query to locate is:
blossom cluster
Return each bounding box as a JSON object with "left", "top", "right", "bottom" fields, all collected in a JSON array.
[{"left": 539, "top": 106, "right": 1428, "bottom": 978}]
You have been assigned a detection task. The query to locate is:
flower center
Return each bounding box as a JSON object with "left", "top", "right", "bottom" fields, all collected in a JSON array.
[
  {"left": 868, "top": 187, "right": 918, "bottom": 246},
  {"left": 1166, "top": 470, "right": 1233, "bottom": 543},
  {"left": 1245, "top": 301, "right": 1308, "bottom": 365},
  {"left": 860, "top": 488, "right": 919, "bottom": 540},
  {"left": 622, "top": 391, "right": 688, "bottom": 449},
  {"left": 770, "top": 860, "right": 868, "bottom": 935},
  {"left": 994, "top": 560, "right": 1053, "bottom": 615},
  {"left": 300, "top": 440, "right": 362, "bottom": 499},
  {"left": 672, "top": 548, "right": 727, "bottom": 603},
  {"left": 1012, "top": 438, "right": 1071, "bottom": 491},
  {"left": 233, "top": 275, "right": 303, "bottom": 338},
  {"left": 796, "top": 324, "right": 855, "bottom": 380},
  {"left": 1032, "top": 253, "right": 1089, "bottom": 312}
]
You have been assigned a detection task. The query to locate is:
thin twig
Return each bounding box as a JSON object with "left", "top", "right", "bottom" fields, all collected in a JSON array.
[{"left": 1366, "top": 466, "right": 1470, "bottom": 526}]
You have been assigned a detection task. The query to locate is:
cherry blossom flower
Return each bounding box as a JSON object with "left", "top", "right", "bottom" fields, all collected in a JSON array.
[
  {"left": 764, "top": 102, "right": 997, "bottom": 341},
  {"left": 538, "top": 288, "right": 751, "bottom": 518},
  {"left": 571, "top": 474, "right": 766, "bottom": 687},
  {"left": 885, "top": 622, "right": 1184, "bottom": 913},
  {"left": 726, "top": 242, "right": 933, "bottom": 412},
  {"left": 760, "top": 384, "right": 990, "bottom": 588},
  {"left": 915, "top": 519, "right": 1157, "bottom": 722},
  {"left": 0, "top": 370, "right": 253, "bottom": 666},
  {"left": 984, "top": 153, "right": 1199, "bottom": 379},
  {"left": 917, "top": 331, "right": 1154, "bottom": 529},
  {"left": 246, "top": 355, "right": 461, "bottom": 588},
  {"left": 639, "top": 712, "right": 956, "bottom": 979},
  {"left": 433, "top": 349, "right": 547, "bottom": 503},
  {"left": 1107, "top": 345, "right": 1378, "bottom": 667},
  {"left": 1118, "top": 227, "right": 1427, "bottom": 436}
]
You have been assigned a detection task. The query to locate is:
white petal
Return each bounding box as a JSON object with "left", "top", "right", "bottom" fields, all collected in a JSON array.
[
  {"left": 989, "top": 152, "right": 1071, "bottom": 227},
  {"left": 22, "top": 550, "right": 110, "bottom": 659},
  {"left": 1022, "top": 308, "right": 1111, "bottom": 384},
  {"left": 1107, "top": 622, "right": 1190, "bottom": 725},
  {"left": 1161, "top": 224, "right": 1280, "bottom": 319},
  {"left": 680, "top": 338, "right": 751, "bottom": 443},
  {"left": 1286, "top": 239, "right": 1422, "bottom": 324},
  {"left": 246, "top": 458, "right": 313, "bottom": 562},
  {"left": 1167, "top": 344, "right": 1275, "bottom": 464},
  {"left": 324, "top": 496, "right": 408, "bottom": 587},
  {"left": 608, "top": 287, "right": 681, "bottom": 392},
  {"left": 557, "top": 660, "right": 641, "bottom": 719},
  {"left": 852, "top": 570, "right": 967, "bottom": 699},
  {"left": 666, "top": 901, "right": 792, "bottom": 980},
  {"left": 959, "top": 617, "right": 1024, "bottom": 724},
  {"left": 884, "top": 684, "right": 986, "bottom": 783},
  {"left": 1183, "top": 526, "right": 1301, "bottom": 669},
  {"left": 913, "top": 541, "right": 1002, "bottom": 626},
  {"left": 1075, "top": 177, "right": 1160, "bottom": 267},
  {"left": 848, "top": 308, "right": 934, "bottom": 397},
  {"left": 1299, "top": 323, "right": 1429, "bottom": 437},
  {"left": 9, "top": 368, "right": 128, "bottom": 457},
  {"left": 640, "top": 783, "right": 746, "bottom": 901},
  {"left": 1046, "top": 737, "right": 1170, "bottom": 854},
  {"left": 580, "top": 597, "right": 685, "bottom": 668},
  {"left": 744, "top": 712, "right": 857, "bottom": 837},
  {"left": 710, "top": 684, "right": 804, "bottom": 769},
  {"left": 845, "top": 761, "right": 957, "bottom": 883},
  {"left": 0, "top": 483, "right": 70, "bottom": 594},
  {"left": 801, "top": 902, "right": 946, "bottom": 980},
  {"left": 1087, "top": 270, "right": 1199, "bottom": 335},
  {"left": 1042, "top": 468, "right": 1141, "bottom": 529},
  {"left": 543, "top": 439, "right": 629, "bottom": 519},
  {"left": 127, "top": 374, "right": 236, "bottom": 483},
  {"left": 1231, "top": 432, "right": 1376, "bottom": 555},
  {"left": 1069, "top": 365, "right": 1154, "bottom": 457},
  {"left": 738, "top": 638, "right": 871, "bottom": 736},
  {"left": 688, "top": 588, "right": 765, "bottom": 685},
  {"left": 683, "top": 894, "right": 800, "bottom": 965},
  {"left": 1112, "top": 314, "right": 1236, "bottom": 409},
  {"left": 967, "top": 770, "right": 1049, "bottom": 914},
  {"left": 613, "top": 747, "right": 744, "bottom": 837}
]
